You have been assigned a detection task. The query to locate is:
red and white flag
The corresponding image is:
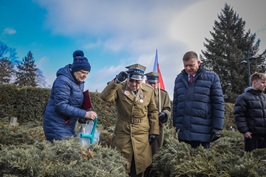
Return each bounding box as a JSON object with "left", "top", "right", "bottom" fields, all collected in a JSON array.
[{"left": 153, "top": 49, "right": 165, "bottom": 90}]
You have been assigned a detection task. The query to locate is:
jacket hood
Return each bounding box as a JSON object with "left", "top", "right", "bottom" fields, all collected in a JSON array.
[
  {"left": 56, "top": 64, "right": 78, "bottom": 83},
  {"left": 245, "top": 86, "right": 264, "bottom": 94},
  {"left": 244, "top": 87, "right": 253, "bottom": 93}
]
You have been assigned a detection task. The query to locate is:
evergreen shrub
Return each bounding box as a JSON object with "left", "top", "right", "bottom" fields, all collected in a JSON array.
[
  {"left": 152, "top": 128, "right": 266, "bottom": 177},
  {"left": 0, "top": 85, "right": 50, "bottom": 123},
  {"left": 0, "top": 138, "right": 128, "bottom": 177},
  {"left": 1, "top": 85, "right": 264, "bottom": 177}
]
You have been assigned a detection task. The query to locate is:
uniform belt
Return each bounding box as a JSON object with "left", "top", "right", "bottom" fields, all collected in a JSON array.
[{"left": 131, "top": 118, "right": 142, "bottom": 124}]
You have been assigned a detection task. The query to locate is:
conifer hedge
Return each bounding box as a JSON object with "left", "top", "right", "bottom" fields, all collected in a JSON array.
[
  {"left": 2, "top": 85, "right": 265, "bottom": 177},
  {"left": 0, "top": 85, "right": 50, "bottom": 123}
]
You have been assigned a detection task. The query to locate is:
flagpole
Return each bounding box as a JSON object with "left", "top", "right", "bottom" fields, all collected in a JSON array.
[
  {"left": 158, "top": 82, "right": 161, "bottom": 112},
  {"left": 154, "top": 49, "right": 162, "bottom": 112}
]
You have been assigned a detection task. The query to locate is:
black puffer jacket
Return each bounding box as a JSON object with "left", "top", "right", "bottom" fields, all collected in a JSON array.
[{"left": 234, "top": 87, "right": 266, "bottom": 135}]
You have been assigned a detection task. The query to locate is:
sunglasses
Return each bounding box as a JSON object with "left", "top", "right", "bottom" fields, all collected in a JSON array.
[{"left": 129, "top": 79, "right": 142, "bottom": 84}]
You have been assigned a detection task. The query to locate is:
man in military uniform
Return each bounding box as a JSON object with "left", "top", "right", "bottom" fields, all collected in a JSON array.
[
  {"left": 145, "top": 72, "right": 171, "bottom": 154},
  {"left": 144, "top": 72, "right": 171, "bottom": 177},
  {"left": 100, "top": 64, "right": 159, "bottom": 177}
]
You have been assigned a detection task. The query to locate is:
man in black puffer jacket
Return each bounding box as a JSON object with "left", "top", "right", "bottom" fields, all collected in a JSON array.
[{"left": 234, "top": 72, "right": 266, "bottom": 152}]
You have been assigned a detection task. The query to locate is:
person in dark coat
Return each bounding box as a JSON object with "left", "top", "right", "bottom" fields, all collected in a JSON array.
[
  {"left": 173, "top": 51, "right": 224, "bottom": 149},
  {"left": 43, "top": 50, "right": 97, "bottom": 142},
  {"left": 234, "top": 72, "right": 266, "bottom": 152}
]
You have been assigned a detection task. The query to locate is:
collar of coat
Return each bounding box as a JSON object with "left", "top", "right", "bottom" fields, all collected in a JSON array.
[{"left": 246, "top": 87, "right": 265, "bottom": 95}]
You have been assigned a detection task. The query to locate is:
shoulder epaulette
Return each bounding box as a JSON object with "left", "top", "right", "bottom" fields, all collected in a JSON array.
[{"left": 160, "top": 89, "right": 168, "bottom": 93}]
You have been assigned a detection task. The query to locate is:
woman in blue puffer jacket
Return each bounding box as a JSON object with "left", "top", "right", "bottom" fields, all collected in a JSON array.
[{"left": 43, "top": 50, "right": 97, "bottom": 142}]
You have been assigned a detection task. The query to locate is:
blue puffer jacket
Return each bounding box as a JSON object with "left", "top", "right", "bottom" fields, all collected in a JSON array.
[
  {"left": 234, "top": 87, "right": 266, "bottom": 135},
  {"left": 173, "top": 66, "right": 224, "bottom": 142},
  {"left": 43, "top": 64, "right": 86, "bottom": 141}
]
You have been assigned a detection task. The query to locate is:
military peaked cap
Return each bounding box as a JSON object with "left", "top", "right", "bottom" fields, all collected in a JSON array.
[
  {"left": 126, "top": 63, "right": 146, "bottom": 80},
  {"left": 145, "top": 72, "right": 159, "bottom": 83}
]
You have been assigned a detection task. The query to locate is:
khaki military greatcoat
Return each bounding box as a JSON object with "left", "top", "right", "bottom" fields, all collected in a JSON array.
[
  {"left": 100, "top": 80, "right": 159, "bottom": 174},
  {"left": 151, "top": 88, "right": 171, "bottom": 155}
]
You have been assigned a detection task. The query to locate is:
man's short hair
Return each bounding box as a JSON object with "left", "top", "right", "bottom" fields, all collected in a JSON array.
[
  {"left": 251, "top": 72, "right": 266, "bottom": 82},
  {"left": 182, "top": 51, "right": 198, "bottom": 61}
]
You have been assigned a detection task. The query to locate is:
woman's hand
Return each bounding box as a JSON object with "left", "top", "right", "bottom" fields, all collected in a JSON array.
[{"left": 85, "top": 111, "right": 97, "bottom": 120}]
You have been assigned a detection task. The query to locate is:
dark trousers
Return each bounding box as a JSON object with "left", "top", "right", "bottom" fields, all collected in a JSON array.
[
  {"left": 180, "top": 140, "right": 210, "bottom": 149},
  {"left": 129, "top": 155, "right": 144, "bottom": 177},
  {"left": 245, "top": 135, "right": 266, "bottom": 152}
]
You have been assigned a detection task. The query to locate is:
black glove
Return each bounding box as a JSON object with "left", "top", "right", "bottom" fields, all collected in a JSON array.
[
  {"left": 115, "top": 71, "right": 128, "bottom": 83},
  {"left": 210, "top": 129, "right": 221, "bottom": 142},
  {"left": 149, "top": 134, "right": 157, "bottom": 144},
  {"left": 159, "top": 112, "right": 168, "bottom": 123}
]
